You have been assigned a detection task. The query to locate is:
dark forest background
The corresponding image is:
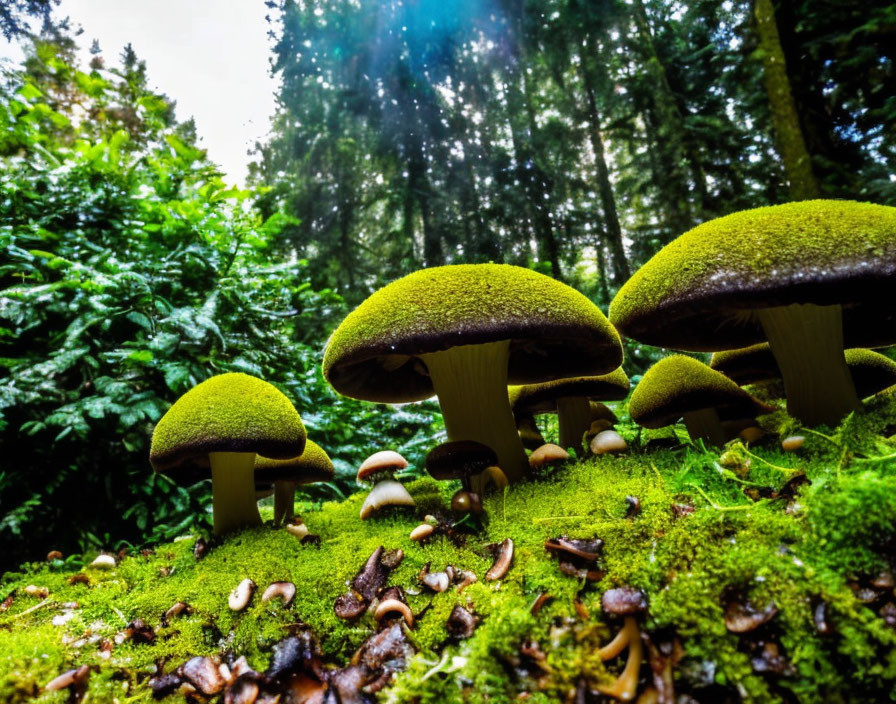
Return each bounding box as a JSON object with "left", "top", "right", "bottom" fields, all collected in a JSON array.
[{"left": 1, "top": 0, "right": 894, "bottom": 569}]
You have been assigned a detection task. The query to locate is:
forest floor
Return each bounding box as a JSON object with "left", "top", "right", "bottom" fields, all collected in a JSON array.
[{"left": 3, "top": 397, "right": 896, "bottom": 704}]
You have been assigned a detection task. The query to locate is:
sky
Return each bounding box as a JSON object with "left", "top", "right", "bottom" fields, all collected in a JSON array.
[{"left": 1, "top": 0, "right": 279, "bottom": 186}]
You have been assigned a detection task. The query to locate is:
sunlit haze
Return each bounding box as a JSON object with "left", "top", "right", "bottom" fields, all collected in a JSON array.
[{"left": 1, "top": 0, "right": 278, "bottom": 186}]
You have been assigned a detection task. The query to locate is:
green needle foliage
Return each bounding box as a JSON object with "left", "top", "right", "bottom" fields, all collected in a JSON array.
[{"left": 0, "top": 38, "right": 440, "bottom": 570}]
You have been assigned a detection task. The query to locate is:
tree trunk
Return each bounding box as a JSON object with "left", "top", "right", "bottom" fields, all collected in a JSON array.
[
  {"left": 579, "top": 57, "right": 630, "bottom": 284},
  {"left": 753, "top": 0, "right": 821, "bottom": 200}
]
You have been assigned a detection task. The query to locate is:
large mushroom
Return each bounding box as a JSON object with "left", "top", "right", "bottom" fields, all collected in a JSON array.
[
  {"left": 713, "top": 344, "right": 896, "bottom": 399},
  {"left": 150, "top": 373, "right": 306, "bottom": 535},
  {"left": 323, "top": 264, "right": 622, "bottom": 481},
  {"left": 254, "top": 440, "right": 335, "bottom": 526},
  {"left": 609, "top": 200, "right": 896, "bottom": 426},
  {"left": 629, "top": 355, "right": 773, "bottom": 446},
  {"left": 509, "top": 368, "right": 629, "bottom": 452}
]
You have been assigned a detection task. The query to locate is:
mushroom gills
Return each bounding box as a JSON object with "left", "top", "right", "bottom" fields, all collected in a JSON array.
[
  {"left": 421, "top": 340, "right": 529, "bottom": 485},
  {"left": 210, "top": 452, "right": 262, "bottom": 535},
  {"left": 757, "top": 303, "right": 859, "bottom": 426}
]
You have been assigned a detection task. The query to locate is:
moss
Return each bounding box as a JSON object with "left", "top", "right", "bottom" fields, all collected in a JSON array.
[
  {"left": 609, "top": 200, "right": 896, "bottom": 350},
  {"left": 509, "top": 367, "right": 630, "bottom": 414},
  {"left": 254, "top": 439, "right": 335, "bottom": 483},
  {"left": 323, "top": 264, "right": 622, "bottom": 403},
  {"left": 150, "top": 373, "right": 306, "bottom": 471},
  {"left": 845, "top": 349, "right": 896, "bottom": 399},
  {"left": 5, "top": 414, "right": 896, "bottom": 702},
  {"left": 630, "top": 355, "right": 770, "bottom": 428}
]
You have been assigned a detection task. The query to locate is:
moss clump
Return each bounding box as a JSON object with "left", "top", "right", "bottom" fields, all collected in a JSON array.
[
  {"left": 609, "top": 200, "right": 896, "bottom": 351},
  {"left": 5, "top": 400, "right": 896, "bottom": 702},
  {"left": 323, "top": 264, "right": 622, "bottom": 404},
  {"left": 150, "top": 373, "right": 306, "bottom": 471},
  {"left": 630, "top": 355, "right": 770, "bottom": 428}
]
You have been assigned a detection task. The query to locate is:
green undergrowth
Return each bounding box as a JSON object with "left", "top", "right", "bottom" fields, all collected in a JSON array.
[{"left": 3, "top": 405, "right": 896, "bottom": 703}]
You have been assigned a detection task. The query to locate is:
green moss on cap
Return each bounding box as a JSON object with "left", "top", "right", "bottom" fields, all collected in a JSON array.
[
  {"left": 610, "top": 200, "right": 896, "bottom": 350},
  {"left": 629, "top": 355, "right": 772, "bottom": 428},
  {"left": 845, "top": 349, "right": 896, "bottom": 398},
  {"left": 323, "top": 264, "right": 622, "bottom": 403},
  {"left": 150, "top": 373, "right": 306, "bottom": 473},
  {"left": 509, "top": 367, "right": 629, "bottom": 415},
  {"left": 254, "top": 440, "right": 335, "bottom": 484}
]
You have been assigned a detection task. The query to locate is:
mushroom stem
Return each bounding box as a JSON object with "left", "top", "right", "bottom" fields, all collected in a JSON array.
[
  {"left": 273, "top": 481, "right": 298, "bottom": 526},
  {"left": 421, "top": 341, "right": 529, "bottom": 484},
  {"left": 210, "top": 452, "right": 262, "bottom": 535},
  {"left": 758, "top": 303, "right": 860, "bottom": 426},
  {"left": 557, "top": 396, "right": 592, "bottom": 451},
  {"left": 682, "top": 408, "right": 727, "bottom": 446},
  {"left": 597, "top": 616, "right": 643, "bottom": 702}
]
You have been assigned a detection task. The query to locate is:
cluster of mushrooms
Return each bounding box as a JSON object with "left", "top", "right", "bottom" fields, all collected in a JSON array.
[{"left": 142, "top": 198, "right": 896, "bottom": 700}]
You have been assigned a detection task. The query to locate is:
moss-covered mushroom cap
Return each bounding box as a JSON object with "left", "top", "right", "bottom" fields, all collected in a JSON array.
[
  {"left": 609, "top": 200, "right": 896, "bottom": 350},
  {"left": 629, "top": 356, "right": 773, "bottom": 429},
  {"left": 508, "top": 368, "right": 630, "bottom": 415},
  {"left": 712, "top": 345, "right": 896, "bottom": 398},
  {"left": 254, "top": 440, "right": 334, "bottom": 484},
  {"left": 150, "top": 373, "right": 306, "bottom": 474},
  {"left": 323, "top": 264, "right": 622, "bottom": 403}
]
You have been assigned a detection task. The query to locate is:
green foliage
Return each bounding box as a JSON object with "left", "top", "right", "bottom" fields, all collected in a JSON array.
[{"left": 0, "top": 39, "right": 440, "bottom": 569}]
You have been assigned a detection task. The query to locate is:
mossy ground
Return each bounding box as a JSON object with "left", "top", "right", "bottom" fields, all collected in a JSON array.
[{"left": 4, "top": 397, "right": 896, "bottom": 703}]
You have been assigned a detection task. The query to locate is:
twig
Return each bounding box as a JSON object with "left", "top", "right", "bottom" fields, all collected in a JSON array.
[{"left": 12, "top": 598, "right": 52, "bottom": 619}]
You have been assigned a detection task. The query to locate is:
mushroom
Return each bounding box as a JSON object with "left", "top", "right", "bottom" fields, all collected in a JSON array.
[
  {"left": 590, "top": 430, "right": 628, "bottom": 456},
  {"left": 254, "top": 440, "right": 335, "bottom": 526},
  {"left": 515, "top": 411, "right": 547, "bottom": 451},
  {"left": 485, "top": 538, "right": 514, "bottom": 581},
  {"left": 357, "top": 450, "right": 415, "bottom": 519},
  {"left": 596, "top": 588, "right": 649, "bottom": 701},
  {"left": 545, "top": 536, "right": 605, "bottom": 581},
  {"left": 610, "top": 200, "right": 896, "bottom": 426},
  {"left": 628, "top": 356, "right": 773, "bottom": 446},
  {"left": 323, "top": 264, "right": 623, "bottom": 482},
  {"left": 150, "top": 373, "right": 306, "bottom": 535},
  {"left": 529, "top": 443, "right": 570, "bottom": 469},
  {"left": 712, "top": 344, "right": 896, "bottom": 399},
  {"left": 426, "top": 440, "right": 498, "bottom": 509},
  {"left": 509, "top": 368, "right": 629, "bottom": 452}
]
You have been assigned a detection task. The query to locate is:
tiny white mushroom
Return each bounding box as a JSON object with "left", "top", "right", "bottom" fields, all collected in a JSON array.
[
  {"left": 89, "top": 554, "right": 117, "bottom": 570},
  {"left": 359, "top": 479, "right": 415, "bottom": 519},
  {"left": 590, "top": 430, "right": 628, "bottom": 455},
  {"left": 529, "top": 443, "right": 569, "bottom": 469},
  {"left": 782, "top": 435, "right": 805, "bottom": 452},
  {"left": 228, "top": 579, "right": 256, "bottom": 611},
  {"left": 285, "top": 522, "right": 309, "bottom": 539},
  {"left": 410, "top": 523, "right": 434, "bottom": 542},
  {"left": 261, "top": 581, "right": 296, "bottom": 607}
]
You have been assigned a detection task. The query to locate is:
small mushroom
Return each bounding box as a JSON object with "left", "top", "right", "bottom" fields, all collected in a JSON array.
[
  {"left": 485, "top": 538, "right": 514, "bottom": 581},
  {"left": 545, "top": 536, "right": 605, "bottom": 581},
  {"left": 286, "top": 521, "right": 310, "bottom": 539},
  {"left": 450, "top": 489, "right": 483, "bottom": 515},
  {"left": 781, "top": 435, "right": 805, "bottom": 452},
  {"left": 46, "top": 550, "right": 63, "bottom": 561},
  {"left": 624, "top": 496, "right": 641, "bottom": 518},
  {"left": 446, "top": 605, "right": 478, "bottom": 638},
  {"left": 229, "top": 578, "right": 256, "bottom": 612},
  {"left": 601, "top": 587, "right": 648, "bottom": 616},
  {"left": 591, "top": 430, "right": 628, "bottom": 455},
  {"left": 596, "top": 616, "right": 643, "bottom": 701},
  {"left": 360, "top": 480, "right": 416, "bottom": 519},
  {"left": 528, "top": 443, "right": 569, "bottom": 469},
  {"left": 262, "top": 581, "right": 296, "bottom": 607},
  {"left": 162, "top": 601, "right": 192, "bottom": 626},
  {"left": 89, "top": 554, "right": 116, "bottom": 570},
  {"left": 374, "top": 597, "right": 414, "bottom": 628},
  {"left": 45, "top": 665, "right": 90, "bottom": 693},
  {"left": 410, "top": 523, "right": 434, "bottom": 542}
]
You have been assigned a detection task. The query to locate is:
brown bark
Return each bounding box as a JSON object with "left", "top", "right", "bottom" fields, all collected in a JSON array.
[{"left": 753, "top": 0, "right": 821, "bottom": 200}]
